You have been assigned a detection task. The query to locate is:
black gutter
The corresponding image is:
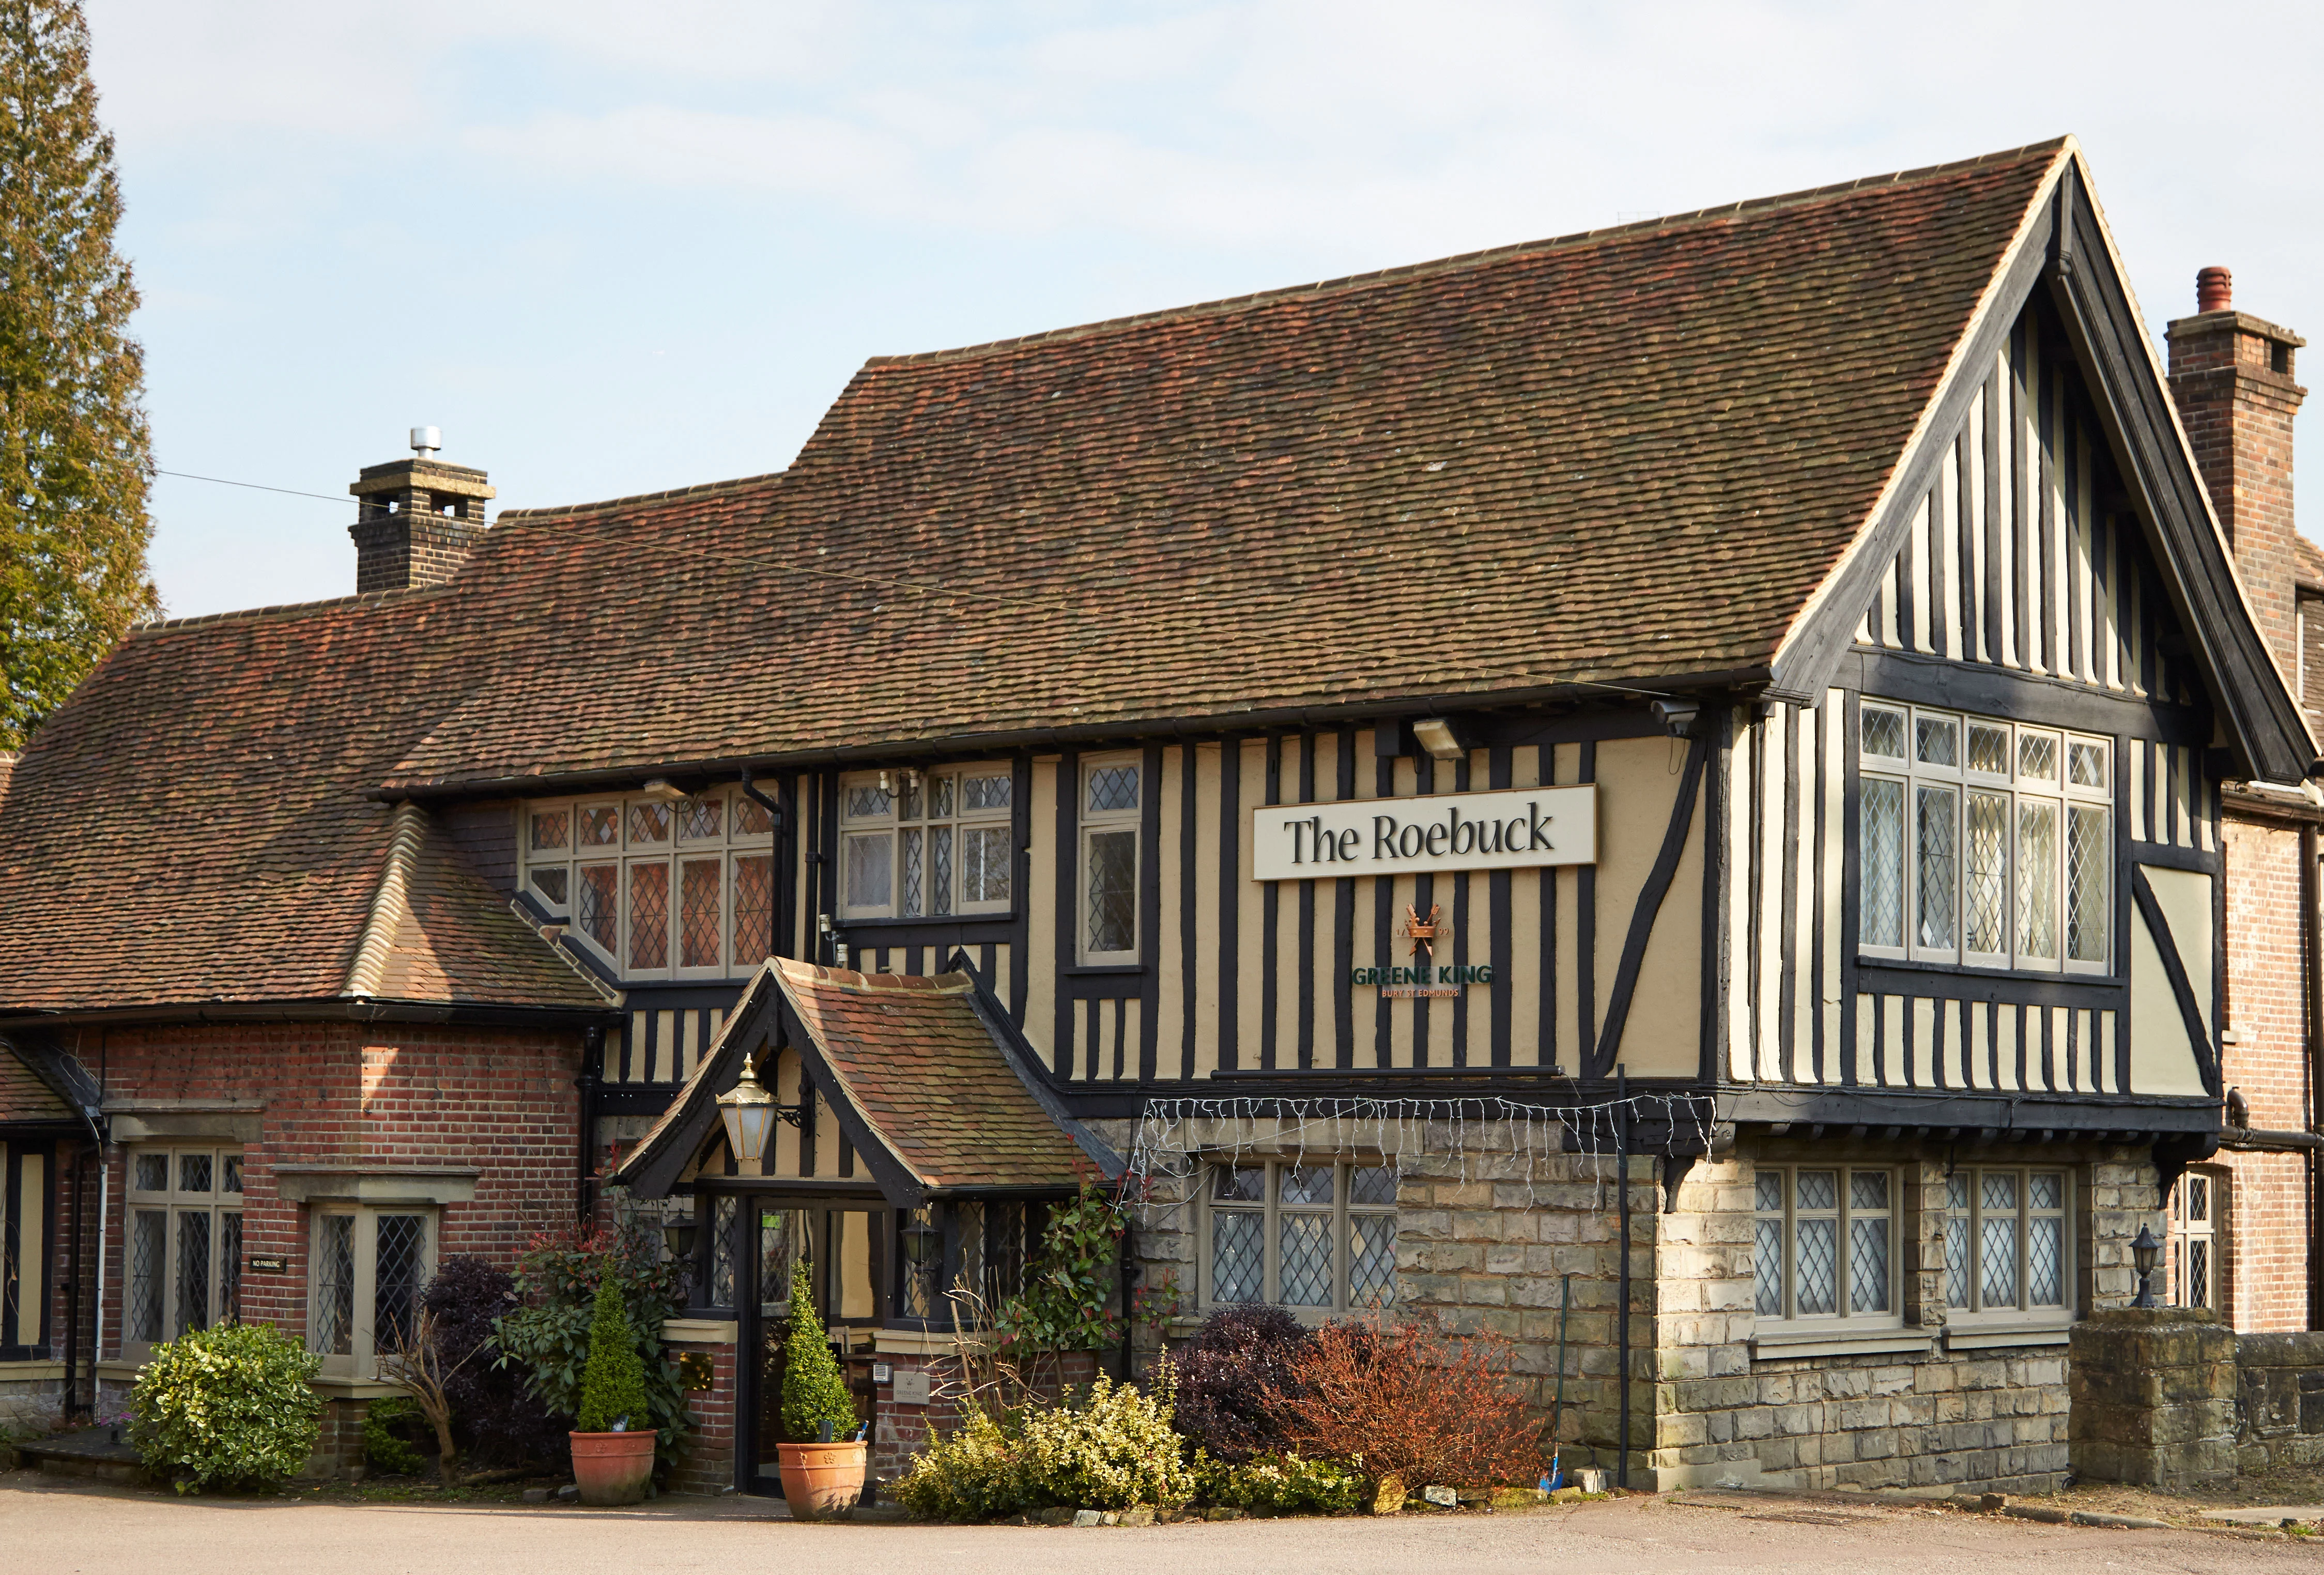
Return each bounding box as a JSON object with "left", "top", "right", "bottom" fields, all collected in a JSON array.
[
  {"left": 63, "top": 1140, "right": 86, "bottom": 1421},
  {"left": 577, "top": 1024, "right": 604, "bottom": 1222},
  {"left": 367, "top": 670, "right": 1774, "bottom": 804},
  {"left": 1615, "top": 1068, "right": 1632, "bottom": 1492}
]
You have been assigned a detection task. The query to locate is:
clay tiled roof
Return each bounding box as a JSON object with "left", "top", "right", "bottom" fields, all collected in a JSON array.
[
  {"left": 380, "top": 140, "right": 2067, "bottom": 791},
  {"left": 0, "top": 1042, "right": 69, "bottom": 1123},
  {"left": 2296, "top": 535, "right": 2324, "bottom": 589},
  {"left": 774, "top": 961, "right": 1107, "bottom": 1193},
  {"left": 0, "top": 592, "right": 609, "bottom": 1016}
]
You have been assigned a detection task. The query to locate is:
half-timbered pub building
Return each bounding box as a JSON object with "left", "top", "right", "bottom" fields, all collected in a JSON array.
[{"left": 2, "top": 136, "right": 2318, "bottom": 1496}]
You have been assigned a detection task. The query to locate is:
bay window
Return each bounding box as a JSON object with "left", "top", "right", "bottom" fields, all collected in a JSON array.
[
  {"left": 1858, "top": 701, "right": 2111, "bottom": 973},
  {"left": 838, "top": 766, "right": 1015, "bottom": 922},
  {"left": 124, "top": 1146, "right": 243, "bottom": 1360},
  {"left": 521, "top": 787, "right": 775, "bottom": 978},
  {"left": 309, "top": 1206, "right": 436, "bottom": 1378}
]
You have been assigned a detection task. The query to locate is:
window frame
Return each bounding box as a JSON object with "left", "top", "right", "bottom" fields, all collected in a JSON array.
[
  {"left": 1940, "top": 1164, "right": 2075, "bottom": 1328},
  {"left": 889, "top": 1198, "right": 1049, "bottom": 1329},
  {"left": 2165, "top": 1168, "right": 2222, "bottom": 1313},
  {"left": 1196, "top": 1157, "right": 1399, "bottom": 1321},
  {"left": 1078, "top": 754, "right": 1144, "bottom": 965},
  {"left": 1857, "top": 700, "right": 2113, "bottom": 977},
  {"left": 836, "top": 766, "right": 1017, "bottom": 924},
  {"left": 305, "top": 1205, "right": 437, "bottom": 1380},
  {"left": 520, "top": 788, "right": 776, "bottom": 980},
  {"left": 1750, "top": 1163, "right": 1901, "bottom": 1334},
  {"left": 121, "top": 1145, "right": 244, "bottom": 1363}
]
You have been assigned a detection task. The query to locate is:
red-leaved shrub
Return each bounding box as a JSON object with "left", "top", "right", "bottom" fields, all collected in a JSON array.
[{"left": 1266, "top": 1316, "right": 1544, "bottom": 1488}]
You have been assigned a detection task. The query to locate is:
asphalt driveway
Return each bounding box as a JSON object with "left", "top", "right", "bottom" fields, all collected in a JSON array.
[{"left": 1, "top": 1470, "right": 2316, "bottom": 1575}]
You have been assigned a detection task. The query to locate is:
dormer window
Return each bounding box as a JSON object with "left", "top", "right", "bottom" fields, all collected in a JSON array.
[
  {"left": 1858, "top": 701, "right": 2111, "bottom": 975},
  {"left": 838, "top": 766, "right": 1014, "bottom": 921},
  {"left": 522, "top": 788, "right": 775, "bottom": 978}
]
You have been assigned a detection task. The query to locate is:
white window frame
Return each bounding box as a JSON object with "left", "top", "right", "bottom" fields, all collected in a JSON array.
[
  {"left": 1940, "top": 1164, "right": 2074, "bottom": 1329},
  {"left": 2165, "top": 1168, "right": 2222, "bottom": 1312},
  {"left": 1751, "top": 1163, "right": 1901, "bottom": 1333},
  {"left": 307, "top": 1206, "right": 437, "bottom": 1380},
  {"left": 1198, "top": 1158, "right": 1399, "bottom": 1321},
  {"left": 1858, "top": 700, "right": 2112, "bottom": 976},
  {"left": 520, "top": 788, "right": 775, "bottom": 980},
  {"left": 121, "top": 1146, "right": 244, "bottom": 1362},
  {"left": 1078, "top": 754, "right": 1143, "bottom": 964},
  {"left": 836, "top": 766, "right": 1016, "bottom": 923}
]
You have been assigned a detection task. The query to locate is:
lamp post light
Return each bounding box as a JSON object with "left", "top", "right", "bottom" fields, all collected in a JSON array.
[
  {"left": 2131, "top": 1223, "right": 2162, "bottom": 1308},
  {"left": 718, "top": 1052, "right": 778, "bottom": 1166}
]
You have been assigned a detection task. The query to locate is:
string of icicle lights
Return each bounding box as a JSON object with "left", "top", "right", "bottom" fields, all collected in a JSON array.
[{"left": 1119, "top": 1092, "right": 1717, "bottom": 1232}]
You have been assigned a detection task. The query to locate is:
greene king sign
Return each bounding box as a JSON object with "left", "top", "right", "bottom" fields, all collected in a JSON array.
[{"left": 1250, "top": 785, "right": 1597, "bottom": 882}]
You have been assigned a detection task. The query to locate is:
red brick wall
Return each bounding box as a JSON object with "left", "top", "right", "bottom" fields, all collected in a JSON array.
[
  {"left": 2222, "top": 815, "right": 2315, "bottom": 1333},
  {"left": 668, "top": 1339, "right": 736, "bottom": 1495},
  {"left": 68, "top": 1018, "right": 584, "bottom": 1361}
]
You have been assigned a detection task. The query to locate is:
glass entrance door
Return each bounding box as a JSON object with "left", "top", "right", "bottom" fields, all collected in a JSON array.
[{"left": 738, "top": 1199, "right": 885, "bottom": 1495}]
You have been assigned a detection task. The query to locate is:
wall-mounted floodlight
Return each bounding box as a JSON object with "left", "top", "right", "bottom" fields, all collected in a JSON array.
[
  {"left": 1410, "top": 717, "right": 1467, "bottom": 761},
  {"left": 637, "top": 778, "right": 689, "bottom": 804},
  {"left": 1651, "top": 698, "right": 1701, "bottom": 739}
]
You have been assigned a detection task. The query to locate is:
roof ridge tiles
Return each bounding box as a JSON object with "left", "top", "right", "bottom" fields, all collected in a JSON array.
[
  {"left": 864, "top": 136, "right": 2074, "bottom": 372},
  {"left": 496, "top": 469, "right": 789, "bottom": 523},
  {"left": 133, "top": 584, "right": 445, "bottom": 635}
]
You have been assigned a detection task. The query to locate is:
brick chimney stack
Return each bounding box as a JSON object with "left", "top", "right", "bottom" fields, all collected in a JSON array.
[
  {"left": 2166, "top": 267, "right": 2307, "bottom": 675},
  {"left": 348, "top": 431, "right": 495, "bottom": 594}
]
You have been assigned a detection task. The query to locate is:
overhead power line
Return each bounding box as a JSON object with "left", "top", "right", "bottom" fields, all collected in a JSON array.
[{"left": 154, "top": 468, "right": 348, "bottom": 504}]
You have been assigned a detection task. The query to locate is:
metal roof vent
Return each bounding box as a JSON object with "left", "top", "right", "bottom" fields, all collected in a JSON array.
[{"left": 409, "top": 425, "right": 442, "bottom": 458}]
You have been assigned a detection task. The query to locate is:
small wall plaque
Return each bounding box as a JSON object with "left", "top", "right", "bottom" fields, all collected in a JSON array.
[
  {"left": 891, "top": 1368, "right": 931, "bottom": 1406},
  {"left": 247, "top": 1255, "right": 288, "bottom": 1275},
  {"left": 677, "top": 1351, "right": 714, "bottom": 1391}
]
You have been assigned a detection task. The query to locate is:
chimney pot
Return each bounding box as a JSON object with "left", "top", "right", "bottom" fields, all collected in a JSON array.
[{"left": 2197, "top": 265, "right": 2233, "bottom": 314}]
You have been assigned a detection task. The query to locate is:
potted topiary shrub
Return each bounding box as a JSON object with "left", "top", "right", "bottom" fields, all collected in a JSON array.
[
  {"left": 568, "top": 1263, "right": 656, "bottom": 1505},
  {"left": 776, "top": 1259, "right": 865, "bottom": 1521}
]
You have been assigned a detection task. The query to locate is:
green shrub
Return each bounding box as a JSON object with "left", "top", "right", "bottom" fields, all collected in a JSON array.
[
  {"left": 780, "top": 1261, "right": 857, "bottom": 1442},
  {"left": 1017, "top": 1372, "right": 1194, "bottom": 1510},
  {"left": 494, "top": 1221, "right": 689, "bottom": 1469},
  {"left": 892, "top": 1408, "right": 1027, "bottom": 1522},
  {"left": 130, "top": 1322, "right": 321, "bottom": 1494},
  {"left": 1192, "top": 1448, "right": 1364, "bottom": 1514},
  {"left": 896, "top": 1371, "right": 1194, "bottom": 1522},
  {"left": 574, "top": 1270, "right": 649, "bottom": 1433},
  {"left": 362, "top": 1396, "right": 429, "bottom": 1476},
  {"left": 995, "top": 1183, "right": 1122, "bottom": 1353}
]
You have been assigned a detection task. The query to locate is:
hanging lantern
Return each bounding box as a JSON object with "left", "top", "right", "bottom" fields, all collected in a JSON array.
[{"left": 718, "top": 1051, "right": 778, "bottom": 1165}]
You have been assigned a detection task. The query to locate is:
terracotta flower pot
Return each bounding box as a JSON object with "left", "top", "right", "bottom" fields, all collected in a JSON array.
[
  {"left": 570, "top": 1429, "right": 657, "bottom": 1506},
  {"left": 777, "top": 1439, "right": 867, "bottom": 1522}
]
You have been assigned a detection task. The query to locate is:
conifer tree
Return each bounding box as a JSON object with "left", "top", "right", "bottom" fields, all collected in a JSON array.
[{"left": 1, "top": 0, "right": 157, "bottom": 750}]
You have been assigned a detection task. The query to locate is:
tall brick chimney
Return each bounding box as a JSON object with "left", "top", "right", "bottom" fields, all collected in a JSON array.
[
  {"left": 348, "top": 429, "right": 495, "bottom": 593},
  {"left": 2166, "top": 268, "right": 2307, "bottom": 675}
]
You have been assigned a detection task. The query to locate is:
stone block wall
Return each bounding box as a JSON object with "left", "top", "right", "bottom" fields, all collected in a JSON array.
[
  {"left": 2069, "top": 1307, "right": 2238, "bottom": 1486},
  {"left": 2234, "top": 1330, "right": 2324, "bottom": 1473},
  {"left": 1118, "top": 1113, "right": 2161, "bottom": 1495}
]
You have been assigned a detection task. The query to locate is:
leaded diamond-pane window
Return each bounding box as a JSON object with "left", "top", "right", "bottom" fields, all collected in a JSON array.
[
  {"left": 1916, "top": 785, "right": 1958, "bottom": 950},
  {"left": 1860, "top": 779, "right": 1905, "bottom": 949},
  {"left": 627, "top": 801, "right": 672, "bottom": 845},
  {"left": 1947, "top": 1166, "right": 2073, "bottom": 1320},
  {"left": 376, "top": 1214, "right": 427, "bottom": 1354},
  {"left": 578, "top": 806, "right": 619, "bottom": 846},
  {"left": 1212, "top": 1211, "right": 1263, "bottom": 1304},
  {"left": 124, "top": 1147, "right": 243, "bottom": 1353},
  {"left": 731, "top": 855, "right": 773, "bottom": 967},
  {"left": 531, "top": 809, "right": 570, "bottom": 851},
  {"left": 1206, "top": 1160, "right": 1395, "bottom": 1315},
  {"left": 834, "top": 767, "right": 1013, "bottom": 922},
  {"left": 1085, "top": 829, "right": 1137, "bottom": 956},
  {"left": 1086, "top": 766, "right": 1141, "bottom": 813},
  {"left": 1860, "top": 702, "right": 2110, "bottom": 972},
  {"left": 315, "top": 1215, "right": 355, "bottom": 1357},
  {"left": 1754, "top": 1165, "right": 1897, "bottom": 1330},
  {"left": 679, "top": 858, "right": 721, "bottom": 969},
  {"left": 579, "top": 864, "right": 617, "bottom": 952},
  {"left": 627, "top": 862, "right": 670, "bottom": 971},
  {"left": 681, "top": 797, "right": 722, "bottom": 841}
]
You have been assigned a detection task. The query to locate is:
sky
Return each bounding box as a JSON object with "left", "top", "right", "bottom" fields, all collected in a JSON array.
[{"left": 82, "top": 0, "right": 2324, "bottom": 621}]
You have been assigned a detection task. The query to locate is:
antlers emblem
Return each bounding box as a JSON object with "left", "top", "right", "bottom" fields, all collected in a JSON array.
[{"left": 1399, "top": 903, "right": 1448, "bottom": 960}]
